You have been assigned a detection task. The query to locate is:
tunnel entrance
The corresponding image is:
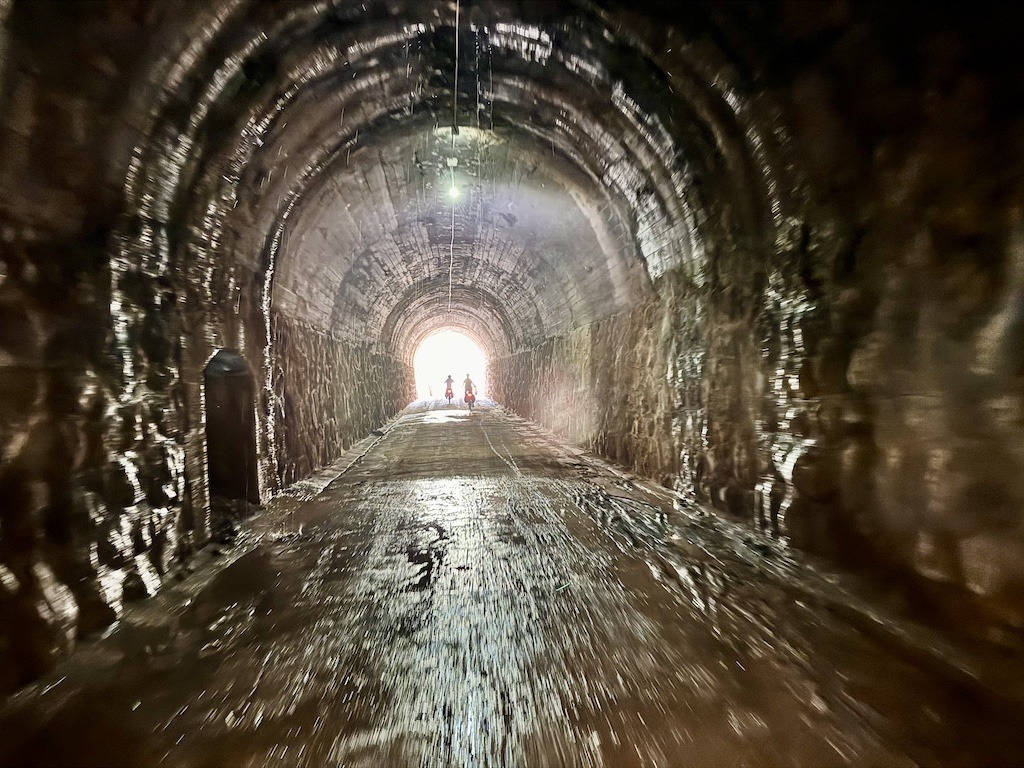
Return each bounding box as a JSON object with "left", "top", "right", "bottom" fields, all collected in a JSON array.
[
  {"left": 203, "top": 350, "right": 260, "bottom": 512},
  {"left": 413, "top": 330, "right": 488, "bottom": 400}
]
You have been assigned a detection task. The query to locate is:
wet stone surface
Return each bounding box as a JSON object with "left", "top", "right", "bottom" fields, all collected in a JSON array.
[{"left": 2, "top": 403, "right": 1023, "bottom": 767}]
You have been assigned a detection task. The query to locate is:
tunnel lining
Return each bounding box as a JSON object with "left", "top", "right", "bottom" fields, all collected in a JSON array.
[
  {"left": 111, "top": 0, "right": 789, "bottom": 535},
  {"left": 6, "top": 0, "right": 1024, "bottom": 697}
]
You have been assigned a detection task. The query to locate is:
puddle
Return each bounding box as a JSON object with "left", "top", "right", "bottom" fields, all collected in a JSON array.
[{"left": 422, "top": 412, "right": 474, "bottom": 424}]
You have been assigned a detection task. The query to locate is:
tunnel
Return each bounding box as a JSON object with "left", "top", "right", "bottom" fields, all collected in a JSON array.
[{"left": 2, "top": 0, "right": 1024, "bottom": 763}]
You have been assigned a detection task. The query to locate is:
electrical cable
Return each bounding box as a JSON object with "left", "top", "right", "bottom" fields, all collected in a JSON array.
[
  {"left": 453, "top": 0, "right": 460, "bottom": 143},
  {"left": 448, "top": 0, "right": 460, "bottom": 311},
  {"left": 448, "top": 176, "right": 456, "bottom": 312}
]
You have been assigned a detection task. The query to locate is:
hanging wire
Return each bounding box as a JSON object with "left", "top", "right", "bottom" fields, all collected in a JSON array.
[
  {"left": 452, "top": 0, "right": 460, "bottom": 145},
  {"left": 448, "top": 0, "right": 460, "bottom": 312},
  {"left": 448, "top": 182, "right": 456, "bottom": 312}
]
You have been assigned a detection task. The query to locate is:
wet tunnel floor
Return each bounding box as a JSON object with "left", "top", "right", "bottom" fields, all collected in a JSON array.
[{"left": 3, "top": 403, "right": 1024, "bottom": 768}]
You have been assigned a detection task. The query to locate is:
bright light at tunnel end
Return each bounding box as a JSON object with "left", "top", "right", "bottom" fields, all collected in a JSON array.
[{"left": 413, "top": 330, "right": 487, "bottom": 401}]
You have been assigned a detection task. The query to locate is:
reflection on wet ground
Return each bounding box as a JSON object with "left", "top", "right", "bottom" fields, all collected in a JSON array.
[{"left": 2, "top": 402, "right": 1024, "bottom": 767}]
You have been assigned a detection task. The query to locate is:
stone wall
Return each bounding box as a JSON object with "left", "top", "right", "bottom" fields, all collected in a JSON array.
[
  {"left": 272, "top": 315, "right": 413, "bottom": 487},
  {"left": 0, "top": 0, "right": 195, "bottom": 694},
  {"left": 765, "top": 3, "right": 1024, "bottom": 631},
  {"left": 490, "top": 271, "right": 702, "bottom": 490},
  {"left": 0, "top": 0, "right": 421, "bottom": 694},
  {"left": 0, "top": 232, "right": 192, "bottom": 693},
  {"left": 493, "top": 204, "right": 1024, "bottom": 634},
  {"left": 486, "top": 1, "right": 1024, "bottom": 637}
]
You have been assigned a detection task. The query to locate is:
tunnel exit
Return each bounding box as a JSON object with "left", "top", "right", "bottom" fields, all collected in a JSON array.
[{"left": 413, "top": 330, "right": 488, "bottom": 400}]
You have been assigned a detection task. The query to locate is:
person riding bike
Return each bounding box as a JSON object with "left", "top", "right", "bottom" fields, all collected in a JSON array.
[
  {"left": 444, "top": 375, "right": 455, "bottom": 404},
  {"left": 463, "top": 374, "right": 476, "bottom": 409}
]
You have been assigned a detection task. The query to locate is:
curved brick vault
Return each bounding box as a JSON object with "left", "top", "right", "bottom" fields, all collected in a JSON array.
[{"left": 2, "top": 0, "right": 1024, "bottom": 690}]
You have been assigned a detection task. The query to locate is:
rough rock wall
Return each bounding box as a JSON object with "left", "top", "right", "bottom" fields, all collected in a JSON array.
[
  {"left": 495, "top": 209, "right": 1024, "bottom": 635},
  {"left": 490, "top": 1, "right": 1024, "bottom": 636},
  {"left": 764, "top": 3, "right": 1024, "bottom": 631},
  {"left": 490, "top": 271, "right": 702, "bottom": 489},
  {"left": 0, "top": 233, "right": 187, "bottom": 694},
  {"left": 0, "top": 1, "right": 193, "bottom": 694},
  {"left": 272, "top": 315, "right": 413, "bottom": 487},
  {"left": 0, "top": 0, "right": 422, "bottom": 694}
]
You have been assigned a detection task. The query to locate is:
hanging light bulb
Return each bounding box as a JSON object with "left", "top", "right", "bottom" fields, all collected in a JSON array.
[{"left": 449, "top": 184, "right": 460, "bottom": 200}]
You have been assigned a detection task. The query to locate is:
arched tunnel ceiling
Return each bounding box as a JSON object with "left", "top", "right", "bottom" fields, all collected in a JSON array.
[
  {"left": 125, "top": 0, "right": 786, "bottom": 362},
  {"left": 275, "top": 124, "right": 643, "bottom": 356}
]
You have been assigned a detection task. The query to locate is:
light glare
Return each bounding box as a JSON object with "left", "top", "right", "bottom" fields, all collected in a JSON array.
[{"left": 413, "top": 330, "right": 487, "bottom": 400}]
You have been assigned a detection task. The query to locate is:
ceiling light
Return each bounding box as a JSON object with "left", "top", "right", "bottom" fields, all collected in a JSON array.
[{"left": 449, "top": 185, "right": 460, "bottom": 200}]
